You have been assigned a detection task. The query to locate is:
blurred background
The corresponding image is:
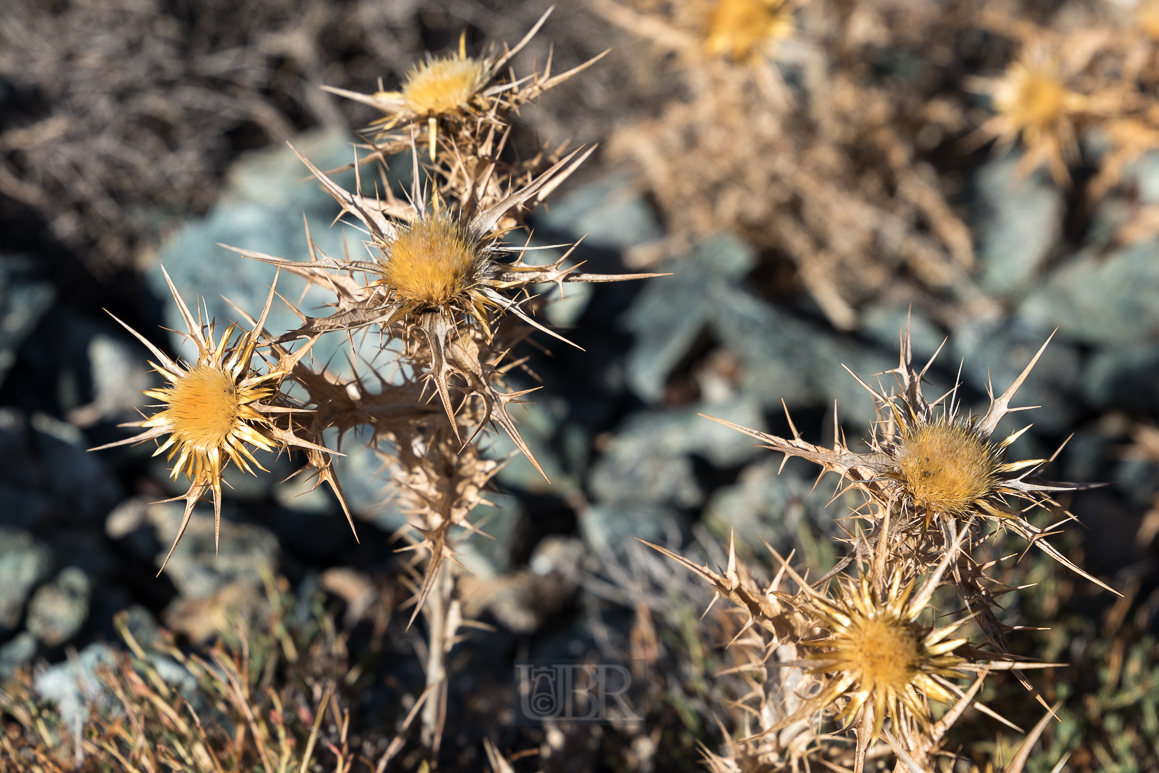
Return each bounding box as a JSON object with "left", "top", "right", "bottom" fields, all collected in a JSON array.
[{"left": 1, "top": 0, "right": 1158, "bottom": 770}]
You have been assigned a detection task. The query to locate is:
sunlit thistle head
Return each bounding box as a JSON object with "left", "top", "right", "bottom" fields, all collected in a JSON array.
[
  {"left": 992, "top": 64, "right": 1076, "bottom": 149},
  {"left": 893, "top": 416, "right": 1002, "bottom": 520},
  {"left": 704, "top": 0, "right": 795, "bottom": 61},
  {"left": 142, "top": 339, "right": 277, "bottom": 490},
  {"left": 93, "top": 268, "right": 351, "bottom": 570},
  {"left": 382, "top": 217, "right": 485, "bottom": 308},
  {"left": 401, "top": 53, "right": 491, "bottom": 116},
  {"left": 1138, "top": 0, "right": 1159, "bottom": 40},
  {"left": 801, "top": 573, "right": 967, "bottom": 743}
]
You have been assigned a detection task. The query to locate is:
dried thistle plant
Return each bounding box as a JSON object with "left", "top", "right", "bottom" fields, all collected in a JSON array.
[
  {"left": 706, "top": 326, "right": 1111, "bottom": 600},
  {"left": 323, "top": 9, "right": 606, "bottom": 162},
  {"left": 231, "top": 145, "right": 656, "bottom": 475},
  {"left": 640, "top": 321, "right": 1111, "bottom": 771},
  {"left": 89, "top": 11, "right": 658, "bottom": 757},
  {"left": 598, "top": 0, "right": 981, "bottom": 328}
]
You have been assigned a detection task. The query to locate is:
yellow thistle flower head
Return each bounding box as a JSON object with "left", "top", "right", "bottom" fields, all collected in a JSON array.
[
  {"left": 94, "top": 268, "right": 345, "bottom": 570},
  {"left": 801, "top": 571, "right": 968, "bottom": 743},
  {"left": 991, "top": 61, "right": 1080, "bottom": 149},
  {"left": 704, "top": 0, "right": 795, "bottom": 61},
  {"left": 889, "top": 412, "right": 1006, "bottom": 523},
  {"left": 400, "top": 51, "right": 491, "bottom": 117},
  {"left": 706, "top": 324, "right": 1118, "bottom": 593},
  {"left": 1140, "top": 1, "right": 1159, "bottom": 40},
  {"left": 381, "top": 215, "right": 486, "bottom": 308},
  {"left": 968, "top": 42, "right": 1089, "bottom": 186}
]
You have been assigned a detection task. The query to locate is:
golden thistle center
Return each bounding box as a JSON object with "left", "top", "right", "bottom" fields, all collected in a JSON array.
[
  {"left": 895, "top": 420, "right": 998, "bottom": 516},
  {"left": 999, "top": 69, "right": 1068, "bottom": 136},
  {"left": 402, "top": 56, "right": 490, "bottom": 115},
  {"left": 165, "top": 365, "right": 240, "bottom": 449},
  {"left": 705, "top": 0, "right": 793, "bottom": 61},
  {"left": 837, "top": 615, "right": 922, "bottom": 691},
  {"left": 384, "top": 219, "right": 482, "bottom": 307}
]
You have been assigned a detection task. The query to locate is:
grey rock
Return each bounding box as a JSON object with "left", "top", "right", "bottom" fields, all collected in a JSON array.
[
  {"left": 0, "top": 528, "right": 53, "bottom": 634},
  {"left": 535, "top": 172, "right": 664, "bottom": 252},
  {"left": 1129, "top": 151, "right": 1159, "bottom": 204},
  {"left": 950, "top": 318, "right": 1082, "bottom": 433},
  {"left": 0, "top": 254, "right": 55, "bottom": 390},
  {"left": 31, "top": 412, "right": 121, "bottom": 523},
  {"left": 0, "top": 632, "right": 37, "bottom": 679},
  {"left": 34, "top": 642, "right": 118, "bottom": 729},
  {"left": 26, "top": 567, "right": 91, "bottom": 647},
  {"left": 589, "top": 396, "right": 767, "bottom": 508},
  {"left": 1082, "top": 343, "right": 1159, "bottom": 412},
  {"left": 1019, "top": 239, "right": 1159, "bottom": 345},
  {"left": 330, "top": 424, "right": 402, "bottom": 530},
  {"left": 859, "top": 305, "right": 946, "bottom": 364},
  {"left": 67, "top": 333, "right": 154, "bottom": 426},
  {"left": 118, "top": 604, "right": 163, "bottom": 654},
  {"left": 144, "top": 501, "right": 279, "bottom": 600},
  {"left": 624, "top": 235, "right": 756, "bottom": 404},
  {"left": 704, "top": 456, "right": 840, "bottom": 557},
  {"left": 105, "top": 497, "right": 161, "bottom": 564},
  {"left": 709, "top": 287, "right": 894, "bottom": 428},
  {"left": 973, "top": 157, "right": 1064, "bottom": 299},
  {"left": 580, "top": 501, "right": 686, "bottom": 558}
]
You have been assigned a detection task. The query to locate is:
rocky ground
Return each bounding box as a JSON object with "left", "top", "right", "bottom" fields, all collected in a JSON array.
[{"left": 2, "top": 1, "right": 1159, "bottom": 771}]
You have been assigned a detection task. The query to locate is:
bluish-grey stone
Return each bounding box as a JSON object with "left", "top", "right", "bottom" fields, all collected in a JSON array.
[
  {"left": 972, "top": 157, "right": 1063, "bottom": 299},
  {"left": 69, "top": 333, "right": 154, "bottom": 425},
  {"left": 0, "top": 631, "right": 37, "bottom": 679},
  {"left": 31, "top": 412, "right": 121, "bottom": 523},
  {"left": 580, "top": 501, "right": 686, "bottom": 558},
  {"left": 534, "top": 172, "right": 663, "bottom": 252},
  {"left": 950, "top": 318, "right": 1081, "bottom": 433},
  {"left": 143, "top": 501, "right": 279, "bottom": 600},
  {"left": 623, "top": 235, "right": 756, "bottom": 404},
  {"left": 708, "top": 286, "right": 894, "bottom": 428},
  {"left": 859, "top": 305, "right": 946, "bottom": 365},
  {"left": 1019, "top": 239, "right": 1159, "bottom": 345},
  {"left": 589, "top": 396, "right": 766, "bottom": 508},
  {"left": 0, "top": 254, "right": 55, "bottom": 390},
  {"left": 26, "top": 567, "right": 91, "bottom": 647},
  {"left": 0, "top": 528, "right": 53, "bottom": 634},
  {"left": 1082, "top": 343, "right": 1159, "bottom": 412},
  {"left": 703, "top": 456, "right": 841, "bottom": 559},
  {"left": 34, "top": 642, "right": 119, "bottom": 729}
]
